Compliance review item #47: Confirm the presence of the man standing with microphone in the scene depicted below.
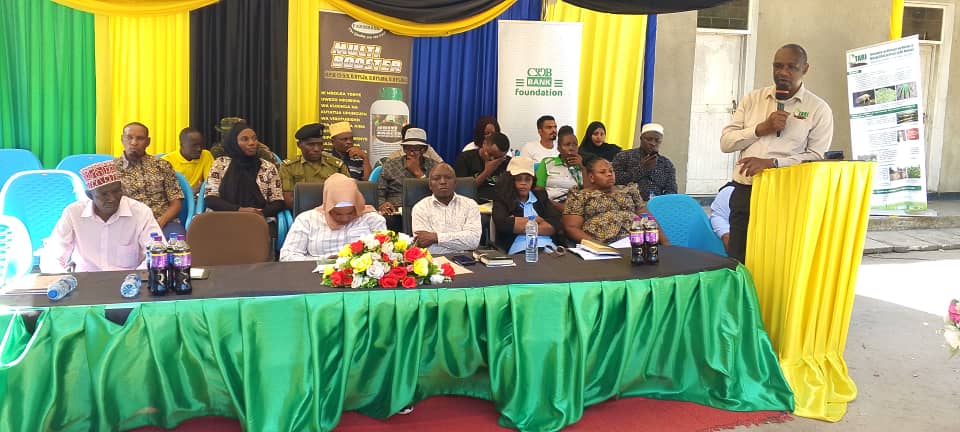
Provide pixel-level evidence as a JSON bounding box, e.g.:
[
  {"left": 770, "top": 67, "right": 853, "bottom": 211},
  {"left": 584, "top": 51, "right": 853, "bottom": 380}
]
[{"left": 720, "top": 44, "right": 834, "bottom": 263}]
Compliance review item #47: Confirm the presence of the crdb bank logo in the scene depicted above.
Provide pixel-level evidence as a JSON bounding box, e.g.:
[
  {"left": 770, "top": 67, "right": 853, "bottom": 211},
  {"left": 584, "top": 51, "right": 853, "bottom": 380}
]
[
  {"left": 350, "top": 21, "right": 385, "bottom": 39},
  {"left": 514, "top": 67, "right": 564, "bottom": 96}
]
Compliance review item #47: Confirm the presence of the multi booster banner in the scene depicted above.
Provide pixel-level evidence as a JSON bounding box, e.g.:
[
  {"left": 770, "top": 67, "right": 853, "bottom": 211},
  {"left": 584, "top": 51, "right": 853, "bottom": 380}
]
[
  {"left": 319, "top": 11, "right": 413, "bottom": 163},
  {"left": 497, "top": 21, "right": 582, "bottom": 155}
]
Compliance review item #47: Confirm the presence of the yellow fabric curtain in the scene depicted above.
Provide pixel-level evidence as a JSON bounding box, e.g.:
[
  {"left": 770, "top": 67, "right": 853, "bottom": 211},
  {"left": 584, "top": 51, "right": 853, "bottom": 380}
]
[
  {"left": 52, "top": 0, "right": 216, "bottom": 16},
  {"left": 94, "top": 13, "right": 190, "bottom": 156},
  {"left": 287, "top": 0, "right": 330, "bottom": 159},
  {"left": 324, "top": 0, "right": 516, "bottom": 37},
  {"left": 545, "top": 1, "right": 645, "bottom": 150},
  {"left": 746, "top": 162, "right": 874, "bottom": 421},
  {"left": 890, "top": 0, "right": 904, "bottom": 40}
]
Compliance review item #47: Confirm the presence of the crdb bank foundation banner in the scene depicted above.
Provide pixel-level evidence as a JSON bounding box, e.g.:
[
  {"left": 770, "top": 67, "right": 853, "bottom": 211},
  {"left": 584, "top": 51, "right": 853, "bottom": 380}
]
[
  {"left": 846, "top": 36, "right": 928, "bottom": 214},
  {"left": 319, "top": 11, "right": 412, "bottom": 163},
  {"left": 497, "top": 21, "right": 582, "bottom": 154}
]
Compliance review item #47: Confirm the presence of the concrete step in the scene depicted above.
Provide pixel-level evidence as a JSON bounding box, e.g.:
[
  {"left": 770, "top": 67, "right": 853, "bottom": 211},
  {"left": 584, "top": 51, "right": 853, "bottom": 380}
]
[{"left": 863, "top": 229, "right": 960, "bottom": 254}]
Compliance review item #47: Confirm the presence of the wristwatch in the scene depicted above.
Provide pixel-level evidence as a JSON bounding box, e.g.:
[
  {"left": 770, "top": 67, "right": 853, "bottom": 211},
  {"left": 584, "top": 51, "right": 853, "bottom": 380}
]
[{"left": 772, "top": 158, "right": 779, "bottom": 168}]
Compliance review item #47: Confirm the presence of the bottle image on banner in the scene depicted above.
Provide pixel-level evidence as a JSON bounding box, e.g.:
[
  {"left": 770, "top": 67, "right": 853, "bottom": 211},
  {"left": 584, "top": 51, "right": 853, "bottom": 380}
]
[{"left": 369, "top": 87, "right": 409, "bottom": 163}]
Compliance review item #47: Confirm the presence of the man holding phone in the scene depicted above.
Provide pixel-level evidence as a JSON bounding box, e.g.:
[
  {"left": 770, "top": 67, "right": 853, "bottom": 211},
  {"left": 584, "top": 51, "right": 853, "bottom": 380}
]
[
  {"left": 612, "top": 122, "right": 678, "bottom": 201},
  {"left": 411, "top": 163, "right": 482, "bottom": 255}
]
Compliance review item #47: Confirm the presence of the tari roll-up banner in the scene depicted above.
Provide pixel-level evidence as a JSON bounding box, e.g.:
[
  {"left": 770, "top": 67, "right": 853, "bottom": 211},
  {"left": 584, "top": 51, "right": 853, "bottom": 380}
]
[
  {"left": 497, "top": 21, "right": 582, "bottom": 154},
  {"left": 319, "top": 11, "right": 412, "bottom": 163},
  {"left": 846, "top": 36, "right": 927, "bottom": 214}
]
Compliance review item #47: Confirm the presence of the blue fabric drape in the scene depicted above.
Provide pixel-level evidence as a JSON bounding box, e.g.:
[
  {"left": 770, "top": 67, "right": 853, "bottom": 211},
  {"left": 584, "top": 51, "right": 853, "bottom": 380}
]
[
  {"left": 409, "top": 0, "right": 541, "bottom": 164},
  {"left": 641, "top": 14, "right": 657, "bottom": 125}
]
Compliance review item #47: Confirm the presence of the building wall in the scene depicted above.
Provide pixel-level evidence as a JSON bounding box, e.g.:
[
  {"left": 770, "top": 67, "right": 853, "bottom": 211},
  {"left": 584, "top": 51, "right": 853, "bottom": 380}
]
[
  {"left": 937, "top": 0, "right": 960, "bottom": 192},
  {"left": 647, "top": 11, "right": 698, "bottom": 193}
]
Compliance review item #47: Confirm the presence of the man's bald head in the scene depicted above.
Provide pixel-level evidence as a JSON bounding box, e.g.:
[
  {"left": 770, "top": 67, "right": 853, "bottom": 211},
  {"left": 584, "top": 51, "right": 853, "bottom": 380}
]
[{"left": 428, "top": 163, "right": 456, "bottom": 203}]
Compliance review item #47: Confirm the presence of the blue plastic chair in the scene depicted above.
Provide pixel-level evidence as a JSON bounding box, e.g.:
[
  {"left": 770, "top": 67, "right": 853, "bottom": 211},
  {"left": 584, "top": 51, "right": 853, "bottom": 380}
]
[
  {"left": 0, "top": 170, "right": 86, "bottom": 263},
  {"left": 368, "top": 165, "right": 383, "bottom": 183},
  {"left": 276, "top": 209, "right": 293, "bottom": 251},
  {"left": 174, "top": 172, "right": 196, "bottom": 229},
  {"left": 0, "top": 215, "right": 33, "bottom": 286},
  {"left": 0, "top": 149, "right": 43, "bottom": 191},
  {"left": 55, "top": 154, "right": 114, "bottom": 178},
  {"left": 196, "top": 179, "right": 208, "bottom": 214},
  {"left": 646, "top": 194, "right": 727, "bottom": 256}
]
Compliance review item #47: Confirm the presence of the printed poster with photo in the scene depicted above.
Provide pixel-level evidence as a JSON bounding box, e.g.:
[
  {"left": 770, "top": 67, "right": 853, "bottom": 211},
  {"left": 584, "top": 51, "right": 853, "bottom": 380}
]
[
  {"left": 318, "top": 11, "right": 412, "bottom": 163},
  {"left": 846, "top": 36, "right": 927, "bottom": 214}
]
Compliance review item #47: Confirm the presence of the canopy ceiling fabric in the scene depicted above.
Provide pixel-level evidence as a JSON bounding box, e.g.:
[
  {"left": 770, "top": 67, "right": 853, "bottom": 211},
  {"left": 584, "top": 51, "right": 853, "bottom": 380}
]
[
  {"left": 325, "top": 0, "right": 517, "bottom": 36},
  {"left": 343, "top": 0, "right": 508, "bottom": 23},
  {"left": 51, "top": 0, "right": 219, "bottom": 16},
  {"left": 561, "top": 0, "right": 731, "bottom": 14}
]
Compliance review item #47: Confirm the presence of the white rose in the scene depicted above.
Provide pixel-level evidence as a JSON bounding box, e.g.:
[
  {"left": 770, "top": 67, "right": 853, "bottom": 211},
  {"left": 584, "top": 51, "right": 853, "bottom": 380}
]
[
  {"left": 366, "top": 261, "right": 386, "bottom": 279},
  {"left": 944, "top": 326, "right": 960, "bottom": 349},
  {"left": 336, "top": 256, "right": 350, "bottom": 267},
  {"left": 352, "top": 274, "right": 367, "bottom": 289},
  {"left": 430, "top": 274, "right": 446, "bottom": 285},
  {"left": 398, "top": 233, "right": 414, "bottom": 244},
  {"left": 364, "top": 238, "right": 380, "bottom": 250},
  {"left": 381, "top": 241, "right": 394, "bottom": 254}
]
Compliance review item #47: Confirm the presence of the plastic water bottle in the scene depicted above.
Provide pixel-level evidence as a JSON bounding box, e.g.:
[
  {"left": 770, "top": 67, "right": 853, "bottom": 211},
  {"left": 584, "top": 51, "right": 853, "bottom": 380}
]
[
  {"left": 644, "top": 215, "right": 660, "bottom": 264},
  {"left": 147, "top": 234, "right": 168, "bottom": 295},
  {"left": 120, "top": 273, "right": 141, "bottom": 298},
  {"left": 172, "top": 234, "right": 192, "bottom": 294},
  {"left": 47, "top": 275, "right": 78, "bottom": 301},
  {"left": 629, "top": 216, "right": 645, "bottom": 265},
  {"left": 524, "top": 215, "right": 538, "bottom": 263}
]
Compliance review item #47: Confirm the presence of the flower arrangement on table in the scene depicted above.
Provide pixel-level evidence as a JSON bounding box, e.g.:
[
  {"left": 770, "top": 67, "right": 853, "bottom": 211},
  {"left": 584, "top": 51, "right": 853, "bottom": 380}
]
[
  {"left": 321, "top": 230, "right": 455, "bottom": 289},
  {"left": 941, "top": 299, "right": 960, "bottom": 357}
]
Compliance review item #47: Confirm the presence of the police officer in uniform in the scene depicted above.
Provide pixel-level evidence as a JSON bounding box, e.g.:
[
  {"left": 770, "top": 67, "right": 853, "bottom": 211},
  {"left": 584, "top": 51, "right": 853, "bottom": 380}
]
[{"left": 280, "top": 123, "right": 350, "bottom": 209}]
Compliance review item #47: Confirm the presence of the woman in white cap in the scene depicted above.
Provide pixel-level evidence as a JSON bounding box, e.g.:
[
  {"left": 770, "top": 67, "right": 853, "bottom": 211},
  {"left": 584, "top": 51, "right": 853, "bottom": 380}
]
[
  {"left": 280, "top": 173, "right": 386, "bottom": 261},
  {"left": 611, "top": 122, "right": 677, "bottom": 201},
  {"left": 492, "top": 156, "right": 564, "bottom": 253}
]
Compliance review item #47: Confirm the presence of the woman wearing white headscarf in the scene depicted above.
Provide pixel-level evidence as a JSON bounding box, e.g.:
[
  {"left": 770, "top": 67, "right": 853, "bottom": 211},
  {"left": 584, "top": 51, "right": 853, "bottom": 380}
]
[{"left": 279, "top": 173, "right": 386, "bottom": 261}]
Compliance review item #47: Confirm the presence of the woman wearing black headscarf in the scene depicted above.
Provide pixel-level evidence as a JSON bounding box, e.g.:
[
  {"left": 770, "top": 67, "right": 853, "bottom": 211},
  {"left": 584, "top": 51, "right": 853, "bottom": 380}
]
[
  {"left": 578, "top": 121, "right": 621, "bottom": 162},
  {"left": 204, "top": 123, "right": 284, "bottom": 217}
]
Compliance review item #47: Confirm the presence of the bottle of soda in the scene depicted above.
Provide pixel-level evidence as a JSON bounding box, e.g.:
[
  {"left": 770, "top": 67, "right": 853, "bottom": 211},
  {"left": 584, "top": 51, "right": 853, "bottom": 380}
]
[
  {"left": 524, "top": 215, "right": 538, "bottom": 263},
  {"left": 173, "top": 234, "right": 193, "bottom": 294},
  {"left": 147, "top": 234, "right": 168, "bottom": 295},
  {"left": 644, "top": 215, "right": 660, "bottom": 264},
  {"left": 166, "top": 233, "right": 178, "bottom": 294},
  {"left": 629, "top": 216, "right": 645, "bottom": 265}
]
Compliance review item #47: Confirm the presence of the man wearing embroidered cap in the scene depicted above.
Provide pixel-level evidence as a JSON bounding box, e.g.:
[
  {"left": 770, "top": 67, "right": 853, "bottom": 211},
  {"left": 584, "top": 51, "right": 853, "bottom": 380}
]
[
  {"left": 325, "top": 121, "right": 372, "bottom": 181},
  {"left": 611, "top": 122, "right": 678, "bottom": 201},
  {"left": 377, "top": 127, "right": 438, "bottom": 216},
  {"left": 280, "top": 123, "right": 350, "bottom": 209},
  {"left": 40, "top": 161, "right": 161, "bottom": 273}
]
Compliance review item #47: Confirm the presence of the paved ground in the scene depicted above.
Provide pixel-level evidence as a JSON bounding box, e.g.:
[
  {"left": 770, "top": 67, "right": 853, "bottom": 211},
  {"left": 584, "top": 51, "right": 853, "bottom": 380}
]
[{"left": 742, "top": 249, "right": 960, "bottom": 431}]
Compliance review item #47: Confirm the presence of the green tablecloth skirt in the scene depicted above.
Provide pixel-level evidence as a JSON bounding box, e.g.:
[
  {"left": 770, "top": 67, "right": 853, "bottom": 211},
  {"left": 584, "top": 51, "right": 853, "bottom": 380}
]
[{"left": 0, "top": 265, "right": 793, "bottom": 431}]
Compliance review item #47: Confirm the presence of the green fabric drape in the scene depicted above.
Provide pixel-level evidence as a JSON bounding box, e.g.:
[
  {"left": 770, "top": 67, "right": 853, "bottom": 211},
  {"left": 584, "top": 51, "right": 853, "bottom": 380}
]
[
  {"left": 0, "top": 0, "right": 96, "bottom": 168},
  {"left": 0, "top": 267, "right": 793, "bottom": 431}
]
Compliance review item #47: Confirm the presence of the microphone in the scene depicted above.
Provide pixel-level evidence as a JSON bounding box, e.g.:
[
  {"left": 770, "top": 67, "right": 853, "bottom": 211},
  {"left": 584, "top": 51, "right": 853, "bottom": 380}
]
[{"left": 775, "top": 85, "right": 790, "bottom": 137}]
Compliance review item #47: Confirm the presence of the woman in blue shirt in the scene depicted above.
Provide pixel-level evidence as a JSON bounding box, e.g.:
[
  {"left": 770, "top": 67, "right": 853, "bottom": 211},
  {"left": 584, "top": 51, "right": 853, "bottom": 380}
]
[{"left": 492, "top": 156, "right": 564, "bottom": 253}]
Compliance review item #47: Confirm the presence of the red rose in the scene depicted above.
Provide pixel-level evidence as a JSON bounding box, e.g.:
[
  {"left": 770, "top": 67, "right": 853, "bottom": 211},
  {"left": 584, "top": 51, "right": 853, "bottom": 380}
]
[
  {"left": 389, "top": 267, "right": 408, "bottom": 279},
  {"left": 330, "top": 271, "right": 344, "bottom": 286},
  {"left": 343, "top": 267, "right": 353, "bottom": 275},
  {"left": 402, "top": 276, "right": 417, "bottom": 288},
  {"left": 382, "top": 253, "right": 392, "bottom": 262},
  {"left": 375, "top": 234, "right": 390, "bottom": 244},
  {"left": 441, "top": 263, "right": 455, "bottom": 277},
  {"left": 350, "top": 240, "right": 364, "bottom": 254},
  {"left": 380, "top": 275, "right": 399, "bottom": 288},
  {"left": 404, "top": 247, "right": 425, "bottom": 262},
  {"left": 343, "top": 276, "right": 353, "bottom": 286}
]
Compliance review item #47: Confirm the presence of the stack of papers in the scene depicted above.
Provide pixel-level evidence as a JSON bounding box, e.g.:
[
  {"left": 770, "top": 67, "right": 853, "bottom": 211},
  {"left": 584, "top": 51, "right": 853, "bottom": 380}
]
[{"left": 569, "top": 240, "right": 622, "bottom": 261}]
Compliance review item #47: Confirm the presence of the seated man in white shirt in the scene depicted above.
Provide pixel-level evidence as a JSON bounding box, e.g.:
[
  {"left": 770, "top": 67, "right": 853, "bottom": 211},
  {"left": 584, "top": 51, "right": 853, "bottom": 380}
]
[
  {"left": 411, "top": 163, "right": 481, "bottom": 255},
  {"left": 709, "top": 183, "right": 735, "bottom": 252},
  {"left": 280, "top": 173, "right": 386, "bottom": 261},
  {"left": 519, "top": 115, "right": 559, "bottom": 162},
  {"left": 40, "top": 161, "right": 161, "bottom": 273}
]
